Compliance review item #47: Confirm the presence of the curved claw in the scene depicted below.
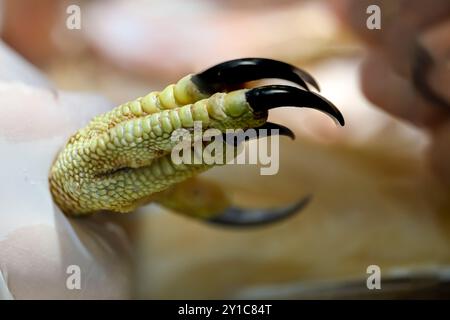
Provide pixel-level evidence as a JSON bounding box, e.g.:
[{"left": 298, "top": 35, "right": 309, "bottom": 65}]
[
  {"left": 246, "top": 85, "right": 345, "bottom": 126},
  {"left": 223, "top": 122, "right": 295, "bottom": 147},
  {"left": 207, "top": 195, "right": 311, "bottom": 227},
  {"left": 255, "top": 122, "right": 296, "bottom": 140},
  {"left": 191, "top": 57, "right": 320, "bottom": 94}
]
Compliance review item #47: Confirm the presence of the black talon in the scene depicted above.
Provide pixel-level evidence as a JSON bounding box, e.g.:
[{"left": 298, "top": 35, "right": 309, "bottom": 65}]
[
  {"left": 222, "top": 122, "right": 295, "bottom": 147},
  {"left": 245, "top": 85, "right": 345, "bottom": 126},
  {"left": 256, "top": 122, "right": 296, "bottom": 140},
  {"left": 191, "top": 58, "right": 320, "bottom": 94},
  {"left": 208, "top": 195, "right": 311, "bottom": 227},
  {"left": 412, "top": 41, "right": 450, "bottom": 110}
]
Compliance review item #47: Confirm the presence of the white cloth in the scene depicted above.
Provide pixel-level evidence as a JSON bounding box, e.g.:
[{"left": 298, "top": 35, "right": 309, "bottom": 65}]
[{"left": 0, "top": 43, "right": 132, "bottom": 299}]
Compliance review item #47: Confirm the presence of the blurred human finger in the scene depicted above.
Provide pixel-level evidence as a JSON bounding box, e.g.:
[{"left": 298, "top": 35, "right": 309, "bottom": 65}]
[
  {"left": 331, "top": 0, "right": 450, "bottom": 78},
  {"left": 415, "top": 19, "right": 450, "bottom": 109},
  {"left": 360, "top": 52, "right": 449, "bottom": 127}
]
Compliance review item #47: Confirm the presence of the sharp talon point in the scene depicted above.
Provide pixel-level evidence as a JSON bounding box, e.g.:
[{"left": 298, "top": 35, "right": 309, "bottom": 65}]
[
  {"left": 256, "top": 122, "right": 296, "bottom": 140},
  {"left": 245, "top": 85, "right": 345, "bottom": 126},
  {"left": 192, "top": 57, "right": 320, "bottom": 93},
  {"left": 221, "top": 122, "right": 295, "bottom": 147},
  {"left": 207, "top": 195, "right": 312, "bottom": 227}
]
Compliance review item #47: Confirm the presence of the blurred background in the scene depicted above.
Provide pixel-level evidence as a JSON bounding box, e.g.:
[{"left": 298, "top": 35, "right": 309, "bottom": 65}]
[{"left": 1, "top": 0, "right": 450, "bottom": 299}]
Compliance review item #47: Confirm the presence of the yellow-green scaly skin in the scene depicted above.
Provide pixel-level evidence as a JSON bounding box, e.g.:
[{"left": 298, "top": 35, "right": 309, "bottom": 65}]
[{"left": 49, "top": 75, "right": 266, "bottom": 216}]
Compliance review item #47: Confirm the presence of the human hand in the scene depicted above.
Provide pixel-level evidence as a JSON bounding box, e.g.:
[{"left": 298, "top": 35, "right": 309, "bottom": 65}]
[{"left": 331, "top": 0, "right": 450, "bottom": 184}]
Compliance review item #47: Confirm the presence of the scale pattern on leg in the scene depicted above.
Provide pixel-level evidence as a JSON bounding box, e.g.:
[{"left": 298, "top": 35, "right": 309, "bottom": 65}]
[{"left": 50, "top": 89, "right": 267, "bottom": 215}]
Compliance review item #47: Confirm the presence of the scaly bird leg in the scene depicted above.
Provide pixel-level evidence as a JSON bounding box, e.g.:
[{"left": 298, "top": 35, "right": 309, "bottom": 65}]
[{"left": 49, "top": 58, "right": 344, "bottom": 226}]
